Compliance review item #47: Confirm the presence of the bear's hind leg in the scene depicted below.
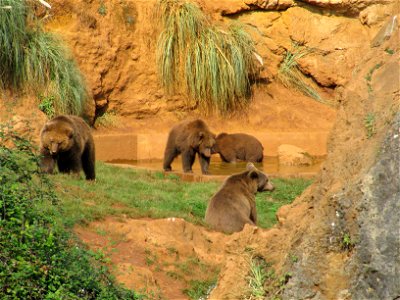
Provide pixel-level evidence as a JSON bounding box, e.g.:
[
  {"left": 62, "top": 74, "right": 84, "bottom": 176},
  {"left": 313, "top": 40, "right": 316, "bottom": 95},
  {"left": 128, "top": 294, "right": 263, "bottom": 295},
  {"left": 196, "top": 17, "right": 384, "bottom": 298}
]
[
  {"left": 82, "top": 143, "right": 96, "bottom": 180},
  {"left": 163, "top": 147, "right": 178, "bottom": 172}
]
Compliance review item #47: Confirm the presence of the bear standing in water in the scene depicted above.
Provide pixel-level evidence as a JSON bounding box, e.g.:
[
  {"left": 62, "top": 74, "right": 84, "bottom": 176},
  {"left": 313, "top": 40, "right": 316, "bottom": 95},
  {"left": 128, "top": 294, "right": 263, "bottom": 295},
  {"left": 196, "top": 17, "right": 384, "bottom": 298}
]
[
  {"left": 205, "top": 163, "right": 274, "bottom": 233},
  {"left": 212, "top": 133, "right": 264, "bottom": 163},
  {"left": 39, "top": 115, "right": 96, "bottom": 180},
  {"left": 163, "top": 119, "right": 216, "bottom": 175}
]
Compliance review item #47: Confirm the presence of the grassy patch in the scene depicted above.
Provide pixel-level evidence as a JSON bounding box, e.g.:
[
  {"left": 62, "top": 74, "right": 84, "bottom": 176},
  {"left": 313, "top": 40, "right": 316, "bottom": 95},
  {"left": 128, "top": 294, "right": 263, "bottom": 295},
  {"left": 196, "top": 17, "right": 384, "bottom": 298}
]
[
  {"left": 0, "top": 124, "right": 136, "bottom": 299},
  {"left": 98, "top": 1, "right": 107, "bottom": 16},
  {"left": 0, "top": 0, "right": 87, "bottom": 115},
  {"left": 384, "top": 48, "right": 394, "bottom": 55},
  {"left": 183, "top": 278, "right": 217, "bottom": 299},
  {"left": 94, "top": 111, "right": 120, "bottom": 128},
  {"left": 244, "top": 256, "right": 292, "bottom": 300},
  {"left": 365, "top": 63, "right": 383, "bottom": 82},
  {"left": 156, "top": 0, "right": 258, "bottom": 114},
  {"left": 246, "top": 257, "right": 270, "bottom": 299},
  {"left": 53, "top": 163, "right": 312, "bottom": 229},
  {"left": 278, "top": 43, "right": 325, "bottom": 104},
  {"left": 364, "top": 113, "right": 376, "bottom": 138},
  {"left": 255, "top": 178, "right": 313, "bottom": 228}
]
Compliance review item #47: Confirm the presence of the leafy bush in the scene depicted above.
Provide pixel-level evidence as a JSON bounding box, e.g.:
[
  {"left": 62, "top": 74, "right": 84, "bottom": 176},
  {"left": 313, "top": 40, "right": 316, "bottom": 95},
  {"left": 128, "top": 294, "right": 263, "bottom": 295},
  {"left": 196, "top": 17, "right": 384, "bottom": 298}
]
[
  {"left": 156, "top": 0, "right": 259, "bottom": 114},
  {"left": 38, "top": 94, "right": 56, "bottom": 118},
  {"left": 0, "top": 124, "right": 137, "bottom": 299},
  {"left": 0, "top": 0, "right": 87, "bottom": 116}
]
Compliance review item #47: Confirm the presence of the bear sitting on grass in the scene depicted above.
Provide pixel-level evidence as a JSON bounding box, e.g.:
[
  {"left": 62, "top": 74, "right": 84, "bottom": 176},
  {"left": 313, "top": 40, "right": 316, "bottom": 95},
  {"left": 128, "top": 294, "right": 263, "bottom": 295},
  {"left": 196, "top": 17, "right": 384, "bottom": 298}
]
[
  {"left": 205, "top": 163, "right": 274, "bottom": 233},
  {"left": 39, "top": 115, "right": 95, "bottom": 180}
]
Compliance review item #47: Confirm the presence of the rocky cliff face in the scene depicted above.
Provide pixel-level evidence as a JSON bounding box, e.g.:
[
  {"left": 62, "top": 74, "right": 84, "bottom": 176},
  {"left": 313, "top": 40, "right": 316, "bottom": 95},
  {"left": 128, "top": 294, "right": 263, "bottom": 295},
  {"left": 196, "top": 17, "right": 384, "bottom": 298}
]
[
  {"left": 44, "top": 0, "right": 391, "bottom": 123},
  {"left": 278, "top": 14, "right": 399, "bottom": 299},
  {"left": 350, "top": 112, "right": 399, "bottom": 299}
]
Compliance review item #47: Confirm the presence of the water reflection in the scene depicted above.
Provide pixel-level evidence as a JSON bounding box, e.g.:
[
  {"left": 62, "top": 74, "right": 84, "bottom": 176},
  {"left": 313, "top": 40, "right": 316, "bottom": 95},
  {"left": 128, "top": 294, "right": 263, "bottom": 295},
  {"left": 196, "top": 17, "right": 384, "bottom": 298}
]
[{"left": 107, "top": 156, "right": 324, "bottom": 177}]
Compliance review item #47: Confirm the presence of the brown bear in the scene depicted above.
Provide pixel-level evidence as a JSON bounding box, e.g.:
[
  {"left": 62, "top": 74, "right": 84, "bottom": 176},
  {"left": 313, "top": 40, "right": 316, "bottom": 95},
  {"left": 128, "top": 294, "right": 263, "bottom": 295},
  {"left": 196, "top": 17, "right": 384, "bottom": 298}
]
[
  {"left": 212, "top": 133, "right": 264, "bottom": 163},
  {"left": 39, "top": 115, "right": 96, "bottom": 180},
  {"left": 163, "top": 119, "right": 216, "bottom": 175},
  {"left": 204, "top": 163, "right": 274, "bottom": 233}
]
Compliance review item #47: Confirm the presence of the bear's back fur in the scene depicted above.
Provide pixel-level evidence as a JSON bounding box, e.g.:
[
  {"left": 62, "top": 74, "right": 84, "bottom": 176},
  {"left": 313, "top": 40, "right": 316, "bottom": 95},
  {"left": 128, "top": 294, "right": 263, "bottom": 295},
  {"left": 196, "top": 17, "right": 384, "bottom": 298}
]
[
  {"left": 215, "top": 133, "right": 264, "bottom": 162},
  {"left": 205, "top": 170, "right": 259, "bottom": 233},
  {"left": 168, "top": 119, "right": 213, "bottom": 151}
]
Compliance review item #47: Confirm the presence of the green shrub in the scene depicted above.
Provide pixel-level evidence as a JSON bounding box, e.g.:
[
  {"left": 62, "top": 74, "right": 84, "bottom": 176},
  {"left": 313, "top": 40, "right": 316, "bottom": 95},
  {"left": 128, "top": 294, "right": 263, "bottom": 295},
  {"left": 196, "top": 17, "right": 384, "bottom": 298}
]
[
  {"left": 0, "top": 0, "right": 87, "bottom": 116},
  {"left": 0, "top": 124, "right": 137, "bottom": 299},
  {"left": 156, "top": 0, "right": 258, "bottom": 114},
  {"left": 38, "top": 94, "right": 56, "bottom": 118}
]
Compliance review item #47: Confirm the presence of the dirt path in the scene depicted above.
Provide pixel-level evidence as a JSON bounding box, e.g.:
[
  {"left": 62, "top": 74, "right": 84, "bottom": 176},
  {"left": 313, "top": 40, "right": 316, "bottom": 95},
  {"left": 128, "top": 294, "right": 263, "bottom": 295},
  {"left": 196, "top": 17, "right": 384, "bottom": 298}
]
[{"left": 75, "top": 216, "right": 284, "bottom": 299}]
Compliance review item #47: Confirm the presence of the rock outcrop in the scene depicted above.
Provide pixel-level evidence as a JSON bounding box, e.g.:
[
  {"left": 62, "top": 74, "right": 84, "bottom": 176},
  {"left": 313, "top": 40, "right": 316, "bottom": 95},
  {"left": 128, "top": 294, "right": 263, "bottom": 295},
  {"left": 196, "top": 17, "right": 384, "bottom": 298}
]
[{"left": 279, "top": 13, "right": 399, "bottom": 299}]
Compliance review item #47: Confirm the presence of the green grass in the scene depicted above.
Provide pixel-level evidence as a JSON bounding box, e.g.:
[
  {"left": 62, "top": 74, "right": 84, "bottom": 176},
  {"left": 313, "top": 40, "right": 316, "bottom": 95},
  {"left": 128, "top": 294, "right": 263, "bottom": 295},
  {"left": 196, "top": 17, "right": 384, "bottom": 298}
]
[
  {"left": 94, "top": 111, "right": 120, "bottom": 128},
  {"left": 365, "top": 63, "right": 383, "bottom": 82},
  {"left": 183, "top": 278, "right": 217, "bottom": 299},
  {"left": 255, "top": 178, "right": 312, "bottom": 228},
  {"left": 0, "top": 0, "right": 26, "bottom": 88},
  {"left": 0, "top": 124, "right": 137, "bottom": 299},
  {"left": 364, "top": 112, "right": 376, "bottom": 139},
  {"left": 0, "top": 0, "right": 87, "bottom": 116},
  {"left": 247, "top": 258, "right": 270, "bottom": 299},
  {"left": 24, "top": 31, "right": 87, "bottom": 115},
  {"left": 156, "top": 0, "right": 258, "bottom": 114},
  {"left": 53, "top": 162, "right": 312, "bottom": 229}
]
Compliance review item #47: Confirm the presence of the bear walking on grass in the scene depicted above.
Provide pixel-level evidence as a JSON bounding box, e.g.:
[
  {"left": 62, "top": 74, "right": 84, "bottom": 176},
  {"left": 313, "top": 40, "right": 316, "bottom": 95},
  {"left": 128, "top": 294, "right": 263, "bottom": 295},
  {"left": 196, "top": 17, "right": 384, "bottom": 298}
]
[
  {"left": 39, "top": 115, "right": 96, "bottom": 180},
  {"left": 205, "top": 163, "right": 274, "bottom": 233},
  {"left": 163, "top": 119, "right": 216, "bottom": 175},
  {"left": 212, "top": 133, "right": 264, "bottom": 163}
]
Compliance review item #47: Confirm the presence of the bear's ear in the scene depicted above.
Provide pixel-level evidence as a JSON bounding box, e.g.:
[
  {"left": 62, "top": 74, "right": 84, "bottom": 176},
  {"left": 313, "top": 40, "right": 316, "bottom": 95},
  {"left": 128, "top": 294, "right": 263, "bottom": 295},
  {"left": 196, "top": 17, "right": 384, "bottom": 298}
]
[
  {"left": 248, "top": 169, "right": 259, "bottom": 180},
  {"left": 42, "top": 124, "right": 49, "bottom": 132},
  {"left": 196, "top": 131, "right": 204, "bottom": 144},
  {"left": 65, "top": 128, "right": 74, "bottom": 138}
]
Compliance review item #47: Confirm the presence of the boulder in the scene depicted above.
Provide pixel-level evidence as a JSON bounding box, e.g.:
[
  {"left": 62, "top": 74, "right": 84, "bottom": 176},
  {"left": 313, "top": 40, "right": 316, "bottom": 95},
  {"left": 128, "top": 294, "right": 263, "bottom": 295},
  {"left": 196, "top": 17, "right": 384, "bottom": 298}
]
[{"left": 278, "top": 144, "right": 313, "bottom": 166}]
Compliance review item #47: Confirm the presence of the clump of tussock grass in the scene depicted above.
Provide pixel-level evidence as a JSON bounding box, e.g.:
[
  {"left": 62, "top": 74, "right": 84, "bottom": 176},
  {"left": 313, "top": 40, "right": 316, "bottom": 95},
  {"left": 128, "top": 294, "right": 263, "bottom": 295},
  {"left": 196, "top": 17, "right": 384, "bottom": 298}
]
[
  {"left": 277, "top": 43, "right": 326, "bottom": 104},
  {"left": 0, "top": 0, "right": 87, "bottom": 116},
  {"left": 0, "top": 0, "right": 27, "bottom": 88},
  {"left": 156, "top": 0, "right": 259, "bottom": 114},
  {"left": 24, "top": 31, "right": 86, "bottom": 115}
]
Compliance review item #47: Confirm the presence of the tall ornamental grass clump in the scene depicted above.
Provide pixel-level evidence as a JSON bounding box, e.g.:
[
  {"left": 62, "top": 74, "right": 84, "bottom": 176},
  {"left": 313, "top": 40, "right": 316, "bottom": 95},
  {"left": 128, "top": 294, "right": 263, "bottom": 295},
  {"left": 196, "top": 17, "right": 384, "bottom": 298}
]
[
  {"left": 0, "top": 0, "right": 87, "bottom": 116},
  {"left": 156, "top": 0, "right": 259, "bottom": 114},
  {"left": 0, "top": 123, "right": 137, "bottom": 299},
  {"left": 0, "top": 0, "right": 26, "bottom": 88},
  {"left": 277, "top": 43, "right": 324, "bottom": 103}
]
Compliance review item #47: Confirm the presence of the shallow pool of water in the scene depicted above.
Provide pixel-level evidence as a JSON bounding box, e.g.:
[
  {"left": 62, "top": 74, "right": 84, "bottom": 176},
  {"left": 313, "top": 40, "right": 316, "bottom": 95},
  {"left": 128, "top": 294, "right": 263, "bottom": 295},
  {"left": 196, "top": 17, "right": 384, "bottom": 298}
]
[{"left": 107, "top": 156, "right": 325, "bottom": 177}]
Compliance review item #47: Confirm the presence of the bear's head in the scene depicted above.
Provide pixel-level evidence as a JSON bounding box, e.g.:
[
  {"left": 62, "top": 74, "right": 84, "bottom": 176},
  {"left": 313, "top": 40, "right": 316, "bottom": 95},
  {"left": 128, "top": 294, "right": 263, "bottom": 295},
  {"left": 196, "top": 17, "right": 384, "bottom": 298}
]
[
  {"left": 195, "top": 131, "right": 216, "bottom": 158},
  {"left": 246, "top": 163, "right": 274, "bottom": 192},
  {"left": 211, "top": 132, "right": 228, "bottom": 154},
  {"left": 41, "top": 122, "right": 74, "bottom": 156}
]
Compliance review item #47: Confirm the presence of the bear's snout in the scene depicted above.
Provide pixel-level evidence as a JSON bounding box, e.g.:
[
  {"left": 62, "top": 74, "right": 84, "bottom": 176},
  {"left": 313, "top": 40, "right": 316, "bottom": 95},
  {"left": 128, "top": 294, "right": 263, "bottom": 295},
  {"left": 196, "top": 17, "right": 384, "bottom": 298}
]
[
  {"left": 203, "top": 148, "right": 211, "bottom": 157},
  {"left": 50, "top": 143, "right": 59, "bottom": 155},
  {"left": 264, "top": 181, "right": 274, "bottom": 191}
]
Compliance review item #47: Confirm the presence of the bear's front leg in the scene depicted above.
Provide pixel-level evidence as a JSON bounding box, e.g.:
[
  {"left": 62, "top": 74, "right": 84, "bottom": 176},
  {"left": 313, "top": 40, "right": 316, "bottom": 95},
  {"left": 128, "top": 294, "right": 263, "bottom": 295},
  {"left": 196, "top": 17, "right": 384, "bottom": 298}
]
[
  {"left": 198, "top": 153, "right": 210, "bottom": 175},
  {"left": 181, "top": 149, "right": 195, "bottom": 173},
  {"left": 39, "top": 148, "right": 56, "bottom": 174}
]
